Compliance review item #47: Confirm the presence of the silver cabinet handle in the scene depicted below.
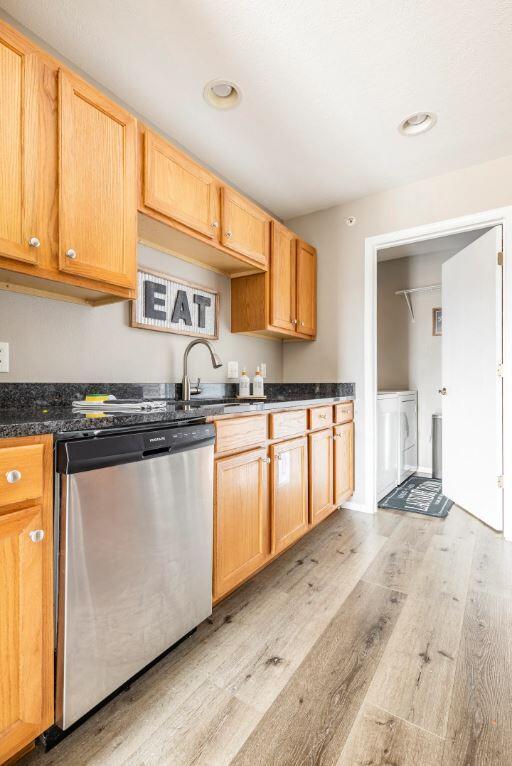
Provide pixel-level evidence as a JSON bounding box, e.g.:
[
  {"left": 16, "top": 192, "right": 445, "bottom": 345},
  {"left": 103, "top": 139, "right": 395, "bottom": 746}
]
[
  {"left": 28, "top": 236, "right": 40, "bottom": 248},
  {"left": 6, "top": 469, "right": 21, "bottom": 484},
  {"left": 226, "top": 231, "right": 232, "bottom": 238},
  {"left": 277, "top": 454, "right": 282, "bottom": 461},
  {"left": 65, "top": 249, "right": 77, "bottom": 259},
  {"left": 29, "top": 530, "right": 45, "bottom": 543},
  {"left": 211, "top": 221, "right": 219, "bottom": 228},
  {"left": 438, "top": 387, "right": 447, "bottom": 395}
]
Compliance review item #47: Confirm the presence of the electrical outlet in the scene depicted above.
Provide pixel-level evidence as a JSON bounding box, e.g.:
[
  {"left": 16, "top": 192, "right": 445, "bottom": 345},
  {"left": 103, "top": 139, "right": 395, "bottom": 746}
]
[
  {"left": 260, "top": 363, "right": 267, "bottom": 378},
  {"left": 0, "top": 342, "right": 9, "bottom": 373},
  {"left": 227, "top": 361, "right": 239, "bottom": 379}
]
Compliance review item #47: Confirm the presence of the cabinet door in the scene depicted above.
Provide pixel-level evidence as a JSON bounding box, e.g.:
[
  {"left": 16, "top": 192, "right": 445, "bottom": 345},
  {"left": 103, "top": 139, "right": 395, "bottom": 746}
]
[
  {"left": 221, "top": 187, "right": 269, "bottom": 267},
  {"left": 0, "top": 29, "right": 42, "bottom": 265},
  {"left": 334, "top": 422, "right": 354, "bottom": 506},
  {"left": 143, "top": 129, "right": 219, "bottom": 240},
  {"left": 296, "top": 240, "right": 317, "bottom": 337},
  {"left": 0, "top": 505, "right": 53, "bottom": 763},
  {"left": 214, "top": 448, "right": 269, "bottom": 600},
  {"left": 58, "top": 69, "right": 137, "bottom": 289},
  {"left": 269, "top": 221, "right": 296, "bottom": 332},
  {"left": 309, "top": 429, "right": 334, "bottom": 526},
  {"left": 271, "top": 437, "right": 308, "bottom": 555}
]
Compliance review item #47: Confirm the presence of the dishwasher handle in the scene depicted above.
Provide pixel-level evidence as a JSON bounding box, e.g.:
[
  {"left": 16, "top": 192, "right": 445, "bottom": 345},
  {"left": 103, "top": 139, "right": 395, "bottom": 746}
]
[{"left": 57, "top": 423, "right": 215, "bottom": 474}]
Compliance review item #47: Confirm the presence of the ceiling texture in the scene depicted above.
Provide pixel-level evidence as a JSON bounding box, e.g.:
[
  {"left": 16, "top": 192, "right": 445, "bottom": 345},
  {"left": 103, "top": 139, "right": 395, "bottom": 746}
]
[{"left": 3, "top": 0, "right": 512, "bottom": 219}]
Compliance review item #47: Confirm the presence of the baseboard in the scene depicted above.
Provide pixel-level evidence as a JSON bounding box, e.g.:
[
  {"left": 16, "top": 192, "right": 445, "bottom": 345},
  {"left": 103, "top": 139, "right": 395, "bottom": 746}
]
[
  {"left": 417, "top": 466, "right": 433, "bottom": 475},
  {"left": 341, "top": 500, "right": 372, "bottom": 514}
]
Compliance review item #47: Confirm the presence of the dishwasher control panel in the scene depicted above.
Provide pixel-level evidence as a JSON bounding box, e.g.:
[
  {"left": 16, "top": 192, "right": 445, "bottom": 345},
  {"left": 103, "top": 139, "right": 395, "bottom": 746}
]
[{"left": 57, "top": 422, "right": 215, "bottom": 474}]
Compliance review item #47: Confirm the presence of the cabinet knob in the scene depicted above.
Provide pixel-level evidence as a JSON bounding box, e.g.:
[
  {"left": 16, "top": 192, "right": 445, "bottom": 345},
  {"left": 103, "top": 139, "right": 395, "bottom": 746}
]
[
  {"left": 277, "top": 454, "right": 282, "bottom": 461},
  {"left": 29, "top": 529, "right": 45, "bottom": 543},
  {"left": 319, "top": 413, "right": 327, "bottom": 419},
  {"left": 28, "top": 236, "right": 41, "bottom": 248},
  {"left": 300, "top": 321, "right": 305, "bottom": 327},
  {"left": 292, "top": 319, "right": 298, "bottom": 325},
  {"left": 261, "top": 456, "right": 271, "bottom": 464},
  {"left": 211, "top": 221, "right": 219, "bottom": 228},
  {"left": 226, "top": 231, "right": 233, "bottom": 238},
  {"left": 65, "top": 248, "right": 77, "bottom": 260},
  {"left": 6, "top": 469, "right": 21, "bottom": 484},
  {"left": 438, "top": 387, "right": 447, "bottom": 396}
]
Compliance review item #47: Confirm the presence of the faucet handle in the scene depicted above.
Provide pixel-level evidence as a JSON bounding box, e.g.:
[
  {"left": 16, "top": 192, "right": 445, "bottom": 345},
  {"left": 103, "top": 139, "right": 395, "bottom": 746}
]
[{"left": 196, "top": 377, "right": 201, "bottom": 388}]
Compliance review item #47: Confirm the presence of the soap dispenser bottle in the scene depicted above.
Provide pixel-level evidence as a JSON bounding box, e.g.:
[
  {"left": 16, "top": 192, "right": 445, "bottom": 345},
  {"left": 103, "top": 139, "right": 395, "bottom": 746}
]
[
  {"left": 239, "top": 368, "right": 250, "bottom": 397},
  {"left": 253, "top": 368, "right": 264, "bottom": 397}
]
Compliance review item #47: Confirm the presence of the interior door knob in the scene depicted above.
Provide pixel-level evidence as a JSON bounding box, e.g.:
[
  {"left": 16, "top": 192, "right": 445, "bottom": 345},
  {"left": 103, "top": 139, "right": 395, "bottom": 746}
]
[{"left": 438, "top": 387, "right": 447, "bottom": 395}]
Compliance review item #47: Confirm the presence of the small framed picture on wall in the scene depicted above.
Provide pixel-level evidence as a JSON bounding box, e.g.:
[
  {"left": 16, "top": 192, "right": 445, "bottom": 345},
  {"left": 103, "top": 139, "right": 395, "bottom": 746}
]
[{"left": 432, "top": 307, "right": 442, "bottom": 336}]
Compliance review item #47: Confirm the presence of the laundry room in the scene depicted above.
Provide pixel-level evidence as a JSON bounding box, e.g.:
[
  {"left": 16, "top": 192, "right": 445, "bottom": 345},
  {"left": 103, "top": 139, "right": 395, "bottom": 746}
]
[{"left": 375, "top": 225, "right": 502, "bottom": 522}]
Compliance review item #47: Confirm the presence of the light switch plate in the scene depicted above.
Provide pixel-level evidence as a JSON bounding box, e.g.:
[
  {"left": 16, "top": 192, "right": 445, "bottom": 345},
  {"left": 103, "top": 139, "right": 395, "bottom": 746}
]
[
  {"left": 227, "top": 361, "right": 239, "bottom": 379},
  {"left": 260, "top": 363, "right": 267, "bottom": 378},
  {"left": 0, "top": 342, "right": 9, "bottom": 373}
]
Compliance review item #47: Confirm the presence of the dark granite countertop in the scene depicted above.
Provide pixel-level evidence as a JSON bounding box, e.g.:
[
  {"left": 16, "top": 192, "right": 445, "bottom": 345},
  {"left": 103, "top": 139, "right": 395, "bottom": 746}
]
[{"left": 0, "top": 395, "right": 355, "bottom": 439}]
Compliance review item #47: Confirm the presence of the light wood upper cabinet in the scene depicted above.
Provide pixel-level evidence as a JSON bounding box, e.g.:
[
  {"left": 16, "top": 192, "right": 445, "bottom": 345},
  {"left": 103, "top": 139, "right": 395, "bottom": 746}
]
[
  {"left": 296, "top": 239, "right": 317, "bottom": 337},
  {"left": 58, "top": 69, "right": 137, "bottom": 289},
  {"left": 0, "top": 435, "right": 53, "bottom": 766},
  {"left": 143, "top": 129, "right": 220, "bottom": 241},
  {"left": 221, "top": 187, "right": 270, "bottom": 267},
  {"left": 270, "top": 437, "right": 308, "bottom": 555},
  {"left": 334, "top": 422, "right": 354, "bottom": 506},
  {"left": 214, "top": 448, "right": 269, "bottom": 600},
  {"left": 231, "top": 225, "right": 317, "bottom": 340},
  {"left": 0, "top": 28, "right": 48, "bottom": 266},
  {"left": 309, "top": 428, "right": 334, "bottom": 526},
  {"left": 270, "top": 221, "right": 296, "bottom": 332}
]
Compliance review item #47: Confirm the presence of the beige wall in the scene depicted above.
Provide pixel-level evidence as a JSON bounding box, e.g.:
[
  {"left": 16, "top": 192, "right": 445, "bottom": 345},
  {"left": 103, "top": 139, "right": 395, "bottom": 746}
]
[
  {"left": 378, "top": 253, "right": 447, "bottom": 471},
  {"left": 0, "top": 243, "right": 283, "bottom": 383},
  {"left": 285, "top": 152, "right": 512, "bottom": 505}
]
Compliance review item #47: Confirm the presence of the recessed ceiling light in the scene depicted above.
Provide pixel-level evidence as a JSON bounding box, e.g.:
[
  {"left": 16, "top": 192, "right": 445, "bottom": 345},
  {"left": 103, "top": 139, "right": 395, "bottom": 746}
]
[
  {"left": 399, "top": 112, "right": 437, "bottom": 136},
  {"left": 203, "top": 79, "right": 241, "bottom": 110}
]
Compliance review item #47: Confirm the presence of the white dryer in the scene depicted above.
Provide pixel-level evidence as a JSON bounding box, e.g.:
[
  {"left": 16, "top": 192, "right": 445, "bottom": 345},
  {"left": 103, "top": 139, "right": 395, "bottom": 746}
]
[{"left": 377, "top": 390, "right": 418, "bottom": 499}]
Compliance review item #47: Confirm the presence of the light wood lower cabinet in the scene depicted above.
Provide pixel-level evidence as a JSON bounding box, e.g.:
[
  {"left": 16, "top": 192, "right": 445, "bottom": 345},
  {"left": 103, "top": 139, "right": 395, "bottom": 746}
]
[
  {"left": 309, "top": 428, "right": 335, "bottom": 526},
  {"left": 212, "top": 405, "right": 354, "bottom": 602},
  {"left": 334, "top": 422, "right": 355, "bottom": 505},
  {"left": 0, "top": 435, "right": 53, "bottom": 765},
  {"left": 213, "top": 448, "right": 269, "bottom": 601},
  {"left": 270, "top": 437, "right": 308, "bottom": 555}
]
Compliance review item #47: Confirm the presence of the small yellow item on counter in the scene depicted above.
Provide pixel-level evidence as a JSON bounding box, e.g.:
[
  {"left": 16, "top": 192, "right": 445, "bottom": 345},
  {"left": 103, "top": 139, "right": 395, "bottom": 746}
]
[{"left": 85, "top": 394, "right": 111, "bottom": 402}]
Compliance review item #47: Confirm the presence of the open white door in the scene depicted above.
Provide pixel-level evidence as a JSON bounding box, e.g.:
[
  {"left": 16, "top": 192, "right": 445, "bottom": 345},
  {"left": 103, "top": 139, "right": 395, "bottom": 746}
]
[{"left": 442, "top": 226, "right": 503, "bottom": 529}]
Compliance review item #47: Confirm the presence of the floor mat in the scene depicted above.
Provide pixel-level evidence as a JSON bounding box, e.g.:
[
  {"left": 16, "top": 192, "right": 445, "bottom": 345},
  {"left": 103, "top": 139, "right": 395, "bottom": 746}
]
[{"left": 378, "top": 475, "right": 453, "bottom": 518}]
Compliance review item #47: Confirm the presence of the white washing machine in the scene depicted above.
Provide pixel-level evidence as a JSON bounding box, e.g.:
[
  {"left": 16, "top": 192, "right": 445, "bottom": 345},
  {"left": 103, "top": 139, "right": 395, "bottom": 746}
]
[{"left": 377, "top": 391, "right": 418, "bottom": 499}]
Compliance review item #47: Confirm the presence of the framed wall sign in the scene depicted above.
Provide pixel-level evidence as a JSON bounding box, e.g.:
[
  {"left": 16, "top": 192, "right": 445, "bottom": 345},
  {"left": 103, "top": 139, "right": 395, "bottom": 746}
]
[
  {"left": 131, "top": 267, "right": 219, "bottom": 339},
  {"left": 432, "top": 307, "right": 442, "bottom": 336}
]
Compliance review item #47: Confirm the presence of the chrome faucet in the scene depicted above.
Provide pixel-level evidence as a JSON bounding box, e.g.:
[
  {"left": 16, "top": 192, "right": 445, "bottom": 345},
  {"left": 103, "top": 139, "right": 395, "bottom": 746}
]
[{"left": 181, "top": 339, "right": 223, "bottom": 400}]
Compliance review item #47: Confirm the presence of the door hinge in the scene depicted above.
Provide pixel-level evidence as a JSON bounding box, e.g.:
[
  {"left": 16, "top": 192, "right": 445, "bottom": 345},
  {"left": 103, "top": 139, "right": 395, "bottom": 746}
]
[
  {"left": 498, "top": 363, "right": 504, "bottom": 378},
  {"left": 498, "top": 475, "right": 504, "bottom": 489},
  {"left": 498, "top": 251, "right": 503, "bottom": 266}
]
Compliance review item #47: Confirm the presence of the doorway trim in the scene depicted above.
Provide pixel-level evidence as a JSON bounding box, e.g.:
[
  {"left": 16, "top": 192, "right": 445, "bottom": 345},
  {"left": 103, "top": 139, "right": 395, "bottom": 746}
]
[{"left": 364, "top": 206, "right": 512, "bottom": 539}]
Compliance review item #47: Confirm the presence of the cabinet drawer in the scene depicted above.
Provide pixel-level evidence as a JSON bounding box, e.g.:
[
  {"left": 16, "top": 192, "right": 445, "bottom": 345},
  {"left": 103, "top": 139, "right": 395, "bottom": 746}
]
[
  {"left": 215, "top": 415, "right": 267, "bottom": 453},
  {"left": 269, "top": 409, "right": 307, "bottom": 440},
  {"left": 0, "top": 444, "right": 44, "bottom": 508},
  {"left": 334, "top": 401, "right": 354, "bottom": 424},
  {"left": 309, "top": 405, "right": 333, "bottom": 430}
]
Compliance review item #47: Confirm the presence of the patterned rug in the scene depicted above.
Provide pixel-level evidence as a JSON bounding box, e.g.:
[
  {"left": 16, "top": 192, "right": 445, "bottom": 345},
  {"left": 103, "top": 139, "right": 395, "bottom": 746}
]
[{"left": 378, "top": 475, "right": 453, "bottom": 518}]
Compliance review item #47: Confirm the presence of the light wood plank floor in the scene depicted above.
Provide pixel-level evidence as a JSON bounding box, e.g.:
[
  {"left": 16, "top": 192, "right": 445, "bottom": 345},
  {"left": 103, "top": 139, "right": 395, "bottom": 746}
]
[{"left": 23, "top": 506, "right": 512, "bottom": 766}]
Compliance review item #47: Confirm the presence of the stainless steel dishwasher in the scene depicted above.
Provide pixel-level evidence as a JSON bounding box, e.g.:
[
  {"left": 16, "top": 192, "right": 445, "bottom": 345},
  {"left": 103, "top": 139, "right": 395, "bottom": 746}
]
[{"left": 55, "top": 420, "right": 214, "bottom": 730}]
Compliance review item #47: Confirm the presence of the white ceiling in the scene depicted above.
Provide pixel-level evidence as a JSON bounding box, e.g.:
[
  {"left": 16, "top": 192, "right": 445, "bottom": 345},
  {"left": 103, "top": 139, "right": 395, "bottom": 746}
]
[
  {"left": 378, "top": 228, "right": 491, "bottom": 262},
  {"left": 3, "top": 0, "right": 512, "bottom": 219}
]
